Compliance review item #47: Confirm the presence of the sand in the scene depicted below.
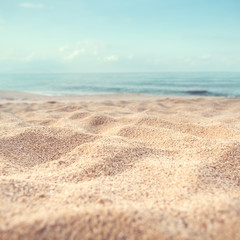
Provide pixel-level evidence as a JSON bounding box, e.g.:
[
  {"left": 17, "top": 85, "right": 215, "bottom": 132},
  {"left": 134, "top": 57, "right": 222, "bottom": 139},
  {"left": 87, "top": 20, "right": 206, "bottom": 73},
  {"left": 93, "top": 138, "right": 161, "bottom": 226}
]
[{"left": 0, "top": 91, "right": 240, "bottom": 240}]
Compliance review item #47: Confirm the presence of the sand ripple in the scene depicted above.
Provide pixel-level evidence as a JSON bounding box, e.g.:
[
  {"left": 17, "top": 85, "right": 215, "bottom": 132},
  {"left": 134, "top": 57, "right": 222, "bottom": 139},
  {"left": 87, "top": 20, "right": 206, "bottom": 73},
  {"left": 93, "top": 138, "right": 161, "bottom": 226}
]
[{"left": 1, "top": 95, "right": 240, "bottom": 239}]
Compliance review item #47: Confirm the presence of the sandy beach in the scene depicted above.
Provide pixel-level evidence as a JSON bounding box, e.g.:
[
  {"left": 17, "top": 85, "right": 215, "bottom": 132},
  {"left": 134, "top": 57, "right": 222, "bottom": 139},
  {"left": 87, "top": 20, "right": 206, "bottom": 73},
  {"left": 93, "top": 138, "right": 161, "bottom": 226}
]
[{"left": 0, "top": 91, "right": 240, "bottom": 240}]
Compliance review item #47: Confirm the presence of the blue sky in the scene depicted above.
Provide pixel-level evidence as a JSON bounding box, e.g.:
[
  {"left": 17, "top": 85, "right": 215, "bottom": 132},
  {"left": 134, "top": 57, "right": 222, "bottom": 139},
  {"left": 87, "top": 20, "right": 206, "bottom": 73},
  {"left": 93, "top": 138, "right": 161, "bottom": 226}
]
[{"left": 0, "top": 0, "right": 240, "bottom": 73}]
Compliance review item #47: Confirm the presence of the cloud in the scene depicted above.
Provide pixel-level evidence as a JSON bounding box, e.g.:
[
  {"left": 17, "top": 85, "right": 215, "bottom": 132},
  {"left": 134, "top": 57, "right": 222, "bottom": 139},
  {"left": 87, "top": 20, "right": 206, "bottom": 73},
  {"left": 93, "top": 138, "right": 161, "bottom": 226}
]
[
  {"left": 106, "top": 55, "right": 118, "bottom": 61},
  {"left": 201, "top": 54, "right": 212, "bottom": 60},
  {"left": 60, "top": 40, "right": 106, "bottom": 61},
  {"left": 184, "top": 58, "right": 193, "bottom": 63},
  {"left": 23, "top": 52, "right": 35, "bottom": 62},
  {"left": 0, "top": 52, "right": 36, "bottom": 62},
  {"left": 79, "top": 48, "right": 86, "bottom": 54},
  {"left": 183, "top": 54, "right": 213, "bottom": 65},
  {"left": 59, "top": 46, "right": 69, "bottom": 52},
  {"left": 77, "top": 40, "right": 103, "bottom": 55},
  {"left": 20, "top": 3, "right": 43, "bottom": 8},
  {"left": 127, "top": 55, "right": 134, "bottom": 59},
  {"left": 66, "top": 50, "right": 80, "bottom": 60},
  {"left": 93, "top": 50, "right": 98, "bottom": 55}
]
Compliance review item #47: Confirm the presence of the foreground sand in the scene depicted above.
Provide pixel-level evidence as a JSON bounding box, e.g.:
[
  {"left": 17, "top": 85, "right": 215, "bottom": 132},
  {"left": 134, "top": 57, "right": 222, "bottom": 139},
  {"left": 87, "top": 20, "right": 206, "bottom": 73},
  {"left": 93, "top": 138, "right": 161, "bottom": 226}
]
[{"left": 0, "top": 91, "right": 240, "bottom": 240}]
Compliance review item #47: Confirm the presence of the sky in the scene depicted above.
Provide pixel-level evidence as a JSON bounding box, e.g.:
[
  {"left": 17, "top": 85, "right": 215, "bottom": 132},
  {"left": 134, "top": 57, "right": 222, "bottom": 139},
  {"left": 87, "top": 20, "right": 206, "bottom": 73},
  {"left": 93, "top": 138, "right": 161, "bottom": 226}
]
[{"left": 0, "top": 0, "right": 240, "bottom": 73}]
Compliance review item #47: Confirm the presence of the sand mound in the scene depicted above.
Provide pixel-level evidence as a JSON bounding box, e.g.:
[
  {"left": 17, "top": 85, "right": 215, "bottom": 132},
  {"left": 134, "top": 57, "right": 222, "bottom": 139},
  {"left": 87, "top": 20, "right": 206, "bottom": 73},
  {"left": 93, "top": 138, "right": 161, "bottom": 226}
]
[
  {"left": 1, "top": 93, "right": 240, "bottom": 239},
  {"left": 0, "top": 128, "right": 95, "bottom": 167}
]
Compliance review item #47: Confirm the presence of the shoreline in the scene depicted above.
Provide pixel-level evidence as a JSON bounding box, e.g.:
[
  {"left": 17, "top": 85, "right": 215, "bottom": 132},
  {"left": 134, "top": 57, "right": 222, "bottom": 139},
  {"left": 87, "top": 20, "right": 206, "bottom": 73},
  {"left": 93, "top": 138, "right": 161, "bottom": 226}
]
[{"left": 0, "top": 89, "right": 236, "bottom": 102}]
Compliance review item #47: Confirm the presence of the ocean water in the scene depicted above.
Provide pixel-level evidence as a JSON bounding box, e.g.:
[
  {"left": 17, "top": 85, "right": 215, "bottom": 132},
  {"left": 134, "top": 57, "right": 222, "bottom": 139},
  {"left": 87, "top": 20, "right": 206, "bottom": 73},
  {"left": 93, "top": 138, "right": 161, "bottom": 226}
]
[{"left": 0, "top": 72, "right": 239, "bottom": 97}]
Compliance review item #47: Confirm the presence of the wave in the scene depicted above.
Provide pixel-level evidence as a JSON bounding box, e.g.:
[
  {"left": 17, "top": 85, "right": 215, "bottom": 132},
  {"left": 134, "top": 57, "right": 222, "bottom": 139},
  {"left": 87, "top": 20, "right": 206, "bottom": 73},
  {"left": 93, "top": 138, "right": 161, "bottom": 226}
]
[{"left": 1, "top": 73, "right": 240, "bottom": 97}]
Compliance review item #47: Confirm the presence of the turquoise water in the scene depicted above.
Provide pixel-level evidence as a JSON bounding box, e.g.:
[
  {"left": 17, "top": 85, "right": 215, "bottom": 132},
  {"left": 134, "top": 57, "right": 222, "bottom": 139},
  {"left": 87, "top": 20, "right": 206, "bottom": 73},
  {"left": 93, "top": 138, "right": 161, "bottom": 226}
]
[{"left": 0, "top": 72, "right": 240, "bottom": 97}]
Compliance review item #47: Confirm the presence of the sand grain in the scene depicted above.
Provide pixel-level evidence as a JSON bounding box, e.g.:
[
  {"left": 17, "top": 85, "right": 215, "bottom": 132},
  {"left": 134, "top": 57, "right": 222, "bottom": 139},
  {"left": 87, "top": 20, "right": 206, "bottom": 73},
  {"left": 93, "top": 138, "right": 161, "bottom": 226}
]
[{"left": 0, "top": 93, "right": 240, "bottom": 240}]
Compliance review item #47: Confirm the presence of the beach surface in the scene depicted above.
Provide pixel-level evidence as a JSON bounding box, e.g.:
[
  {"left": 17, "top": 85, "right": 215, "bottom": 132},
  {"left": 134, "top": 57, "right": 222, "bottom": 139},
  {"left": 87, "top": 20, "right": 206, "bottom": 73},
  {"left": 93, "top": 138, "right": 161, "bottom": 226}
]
[{"left": 1, "top": 91, "right": 240, "bottom": 240}]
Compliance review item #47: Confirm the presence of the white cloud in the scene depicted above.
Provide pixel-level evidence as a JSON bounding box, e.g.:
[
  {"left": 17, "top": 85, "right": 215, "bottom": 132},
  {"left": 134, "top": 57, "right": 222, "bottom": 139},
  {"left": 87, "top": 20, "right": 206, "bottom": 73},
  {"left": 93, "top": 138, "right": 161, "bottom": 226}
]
[
  {"left": 77, "top": 40, "right": 93, "bottom": 47},
  {"left": 201, "top": 54, "right": 212, "bottom": 60},
  {"left": 20, "top": 3, "right": 43, "bottom": 8},
  {"left": 127, "top": 55, "right": 133, "bottom": 59},
  {"left": 66, "top": 50, "right": 80, "bottom": 60},
  {"left": 23, "top": 52, "right": 35, "bottom": 62},
  {"left": 106, "top": 55, "right": 118, "bottom": 61},
  {"left": 59, "top": 46, "right": 69, "bottom": 52},
  {"left": 77, "top": 40, "right": 103, "bottom": 55},
  {"left": 184, "top": 58, "right": 193, "bottom": 63},
  {"left": 0, "top": 52, "right": 35, "bottom": 62},
  {"left": 93, "top": 50, "right": 98, "bottom": 55},
  {"left": 60, "top": 40, "right": 107, "bottom": 61},
  {"left": 183, "top": 55, "right": 213, "bottom": 65},
  {"left": 79, "top": 48, "right": 86, "bottom": 54},
  {"left": 147, "top": 58, "right": 161, "bottom": 65}
]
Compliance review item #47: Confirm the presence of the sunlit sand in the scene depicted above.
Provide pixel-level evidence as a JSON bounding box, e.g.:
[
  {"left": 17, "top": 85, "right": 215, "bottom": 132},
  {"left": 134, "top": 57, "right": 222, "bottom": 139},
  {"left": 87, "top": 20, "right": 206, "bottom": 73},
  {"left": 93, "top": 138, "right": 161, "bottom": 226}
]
[{"left": 1, "top": 91, "right": 240, "bottom": 239}]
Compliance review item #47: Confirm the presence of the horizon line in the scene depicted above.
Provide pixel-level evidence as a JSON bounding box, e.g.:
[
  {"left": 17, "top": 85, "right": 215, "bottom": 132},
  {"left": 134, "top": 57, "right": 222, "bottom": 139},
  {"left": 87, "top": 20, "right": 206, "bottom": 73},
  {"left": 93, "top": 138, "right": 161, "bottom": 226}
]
[{"left": 0, "top": 71, "right": 240, "bottom": 75}]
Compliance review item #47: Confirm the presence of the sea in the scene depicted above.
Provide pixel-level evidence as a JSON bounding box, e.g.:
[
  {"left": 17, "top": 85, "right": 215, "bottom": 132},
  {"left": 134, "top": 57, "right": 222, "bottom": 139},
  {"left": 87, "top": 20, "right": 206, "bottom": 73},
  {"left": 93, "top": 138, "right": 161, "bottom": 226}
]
[{"left": 0, "top": 72, "right": 239, "bottom": 97}]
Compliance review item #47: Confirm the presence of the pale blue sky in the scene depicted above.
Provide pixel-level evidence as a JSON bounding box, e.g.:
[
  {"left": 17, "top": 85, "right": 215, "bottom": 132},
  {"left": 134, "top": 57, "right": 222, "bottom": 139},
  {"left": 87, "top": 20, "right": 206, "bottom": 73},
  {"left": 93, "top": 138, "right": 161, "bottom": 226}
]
[{"left": 0, "top": 0, "right": 240, "bottom": 73}]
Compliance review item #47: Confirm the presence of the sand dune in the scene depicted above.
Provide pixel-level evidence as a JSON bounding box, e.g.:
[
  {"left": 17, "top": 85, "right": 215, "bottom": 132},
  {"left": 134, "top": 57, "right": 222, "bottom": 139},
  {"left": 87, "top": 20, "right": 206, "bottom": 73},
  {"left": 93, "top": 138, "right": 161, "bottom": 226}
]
[{"left": 0, "top": 92, "right": 240, "bottom": 239}]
